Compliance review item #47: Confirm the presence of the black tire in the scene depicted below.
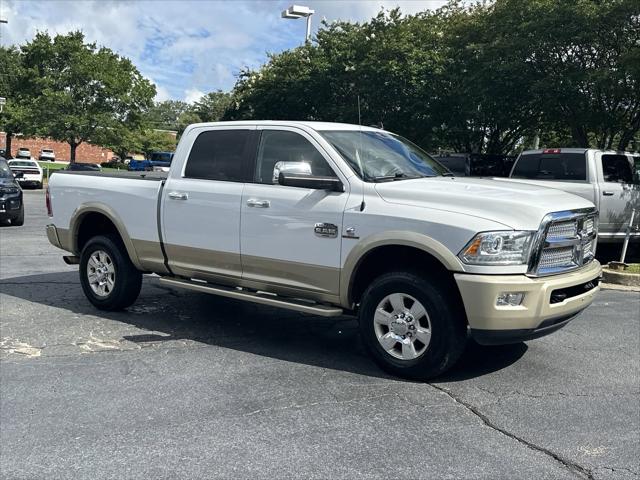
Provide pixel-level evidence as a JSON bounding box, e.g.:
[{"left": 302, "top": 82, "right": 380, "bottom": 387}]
[
  {"left": 359, "top": 271, "right": 467, "bottom": 380},
  {"left": 11, "top": 208, "right": 24, "bottom": 226},
  {"left": 79, "top": 234, "right": 142, "bottom": 311},
  {"left": 37, "top": 181, "right": 43, "bottom": 189}
]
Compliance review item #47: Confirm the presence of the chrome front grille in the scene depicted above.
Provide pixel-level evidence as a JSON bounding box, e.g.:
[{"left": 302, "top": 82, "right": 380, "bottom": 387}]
[{"left": 528, "top": 209, "right": 598, "bottom": 276}]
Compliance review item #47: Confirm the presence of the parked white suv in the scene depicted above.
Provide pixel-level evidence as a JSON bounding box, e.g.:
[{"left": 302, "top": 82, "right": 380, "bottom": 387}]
[
  {"left": 8, "top": 159, "right": 44, "bottom": 189},
  {"left": 45, "top": 121, "right": 602, "bottom": 379},
  {"left": 39, "top": 148, "right": 56, "bottom": 161},
  {"left": 16, "top": 148, "right": 32, "bottom": 159}
]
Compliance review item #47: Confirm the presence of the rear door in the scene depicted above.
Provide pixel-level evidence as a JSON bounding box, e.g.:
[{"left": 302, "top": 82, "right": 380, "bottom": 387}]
[
  {"left": 240, "top": 127, "right": 349, "bottom": 297},
  {"left": 162, "top": 125, "right": 256, "bottom": 283},
  {"left": 597, "top": 152, "right": 639, "bottom": 237}
]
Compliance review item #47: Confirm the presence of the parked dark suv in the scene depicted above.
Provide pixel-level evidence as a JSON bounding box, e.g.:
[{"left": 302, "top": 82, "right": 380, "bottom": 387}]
[{"left": 0, "top": 157, "right": 24, "bottom": 226}]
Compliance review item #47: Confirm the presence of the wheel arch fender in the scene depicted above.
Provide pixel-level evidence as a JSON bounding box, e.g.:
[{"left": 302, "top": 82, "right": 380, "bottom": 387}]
[
  {"left": 69, "top": 203, "right": 143, "bottom": 270},
  {"left": 340, "top": 231, "right": 464, "bottom": 308}
]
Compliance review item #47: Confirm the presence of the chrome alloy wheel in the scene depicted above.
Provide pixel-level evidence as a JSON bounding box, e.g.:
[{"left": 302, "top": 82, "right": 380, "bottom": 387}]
[
  {"left": 373, "top": 293, "right": 432, "bottom": 360},
  {"left": 87, "top": 250, "right": 116, "bottom": 297}
]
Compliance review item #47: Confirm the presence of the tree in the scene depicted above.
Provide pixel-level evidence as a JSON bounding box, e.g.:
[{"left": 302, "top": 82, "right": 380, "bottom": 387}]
[
  {"left": 138, "top": 129, "right": 176, "bottom": 158},
  {"left": 0, "top": 46, "right": 33, "bottom": 157},
  {"left": 225, "top": 0, "right": 640, "bottom": 154},
  {"left": 144, "top": 100, "right": 189, "bottom": 131},
  {"left": 456, "top": 0, "right": 640, "bottom": 151},
  {"left": 20, "top": 31, "right": 156, "bottom": 162},
  {"left": 191, "top": 90, "right": 232, "bottom": 122}
]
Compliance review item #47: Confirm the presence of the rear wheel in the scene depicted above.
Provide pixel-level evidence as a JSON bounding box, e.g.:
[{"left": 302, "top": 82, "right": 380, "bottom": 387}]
[
  {"left": 79, "top": 234, "right": 142, "bottom": 310},
  {"left": 359, "top": 271, "right": 467, "bottom": 380}
]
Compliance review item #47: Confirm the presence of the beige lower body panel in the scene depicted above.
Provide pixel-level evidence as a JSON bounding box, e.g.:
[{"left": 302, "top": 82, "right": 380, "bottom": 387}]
[
  {"left": 455, "top": 261, "right": 602, "bottom": 331},
  {"left": 132, "top": 239, "right": 169, "bottom": 274},
  {"left": 162, "top": 244, "right": 341, "bottom": 305}
]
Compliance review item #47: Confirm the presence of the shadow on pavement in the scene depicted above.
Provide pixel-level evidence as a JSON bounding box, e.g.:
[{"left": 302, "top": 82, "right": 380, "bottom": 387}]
[{"left": 1, "top": 270, "right": 527, "bottom": 381}]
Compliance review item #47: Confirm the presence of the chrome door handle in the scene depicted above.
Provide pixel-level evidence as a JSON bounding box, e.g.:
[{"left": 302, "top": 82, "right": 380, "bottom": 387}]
[
  {"left": 246, "top": 199, "right": 270, "bottom": 208},
  {"left": 603, "top": 191, "right": 614, "bottom": 196},
  {"left": 168, "top": 191, "right": 188, "bottom": 200}
]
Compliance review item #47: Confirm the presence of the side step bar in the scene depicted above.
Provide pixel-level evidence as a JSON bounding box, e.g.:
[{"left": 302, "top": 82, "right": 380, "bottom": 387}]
[{"left": 158, "top": 277, "right": 344, "bottom": 317}]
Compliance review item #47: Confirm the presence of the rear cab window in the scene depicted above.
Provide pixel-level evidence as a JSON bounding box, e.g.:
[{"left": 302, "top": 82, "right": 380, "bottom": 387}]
[
  {"left": 512, "top": 151, "right": 587, "bottom": 181},
  {"left": 184, "top": 129, "right": 253, "bottom": 182}
]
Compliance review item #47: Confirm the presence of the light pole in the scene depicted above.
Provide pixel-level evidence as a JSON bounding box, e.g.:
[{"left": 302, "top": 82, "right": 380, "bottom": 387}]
[{"left": 281, "top": 5, "right": 315, "bottom": 43}]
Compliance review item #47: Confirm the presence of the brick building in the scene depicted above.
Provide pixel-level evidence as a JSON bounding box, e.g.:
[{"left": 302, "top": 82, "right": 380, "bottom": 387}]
[{"left": 0, "top": 132, "right": 114, "bottom": 163}]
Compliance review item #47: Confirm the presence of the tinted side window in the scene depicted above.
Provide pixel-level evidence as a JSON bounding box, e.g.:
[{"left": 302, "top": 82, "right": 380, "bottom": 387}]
[
  {"left": 512, "top": 153, "right": 587, "bottom": 181},
  {"left": 601, "top": 154, "right": 634, "bottom": 184},
  {"left": 254, "top": 130, "right": 336, "bottom": 184},
  {"left": 185, "top": 130, "right": 251, "bottom": 181}
]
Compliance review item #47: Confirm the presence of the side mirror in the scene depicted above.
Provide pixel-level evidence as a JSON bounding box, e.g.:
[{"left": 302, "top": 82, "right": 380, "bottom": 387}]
[
  {"left": 14, "top": 171, "right": 24, "bottom": 179},
  {"left": 278, "top": 172, "right": 344, "bottom": 192},
  {"left": 272, "top": 161, "right": 311, "bottom": 183}
]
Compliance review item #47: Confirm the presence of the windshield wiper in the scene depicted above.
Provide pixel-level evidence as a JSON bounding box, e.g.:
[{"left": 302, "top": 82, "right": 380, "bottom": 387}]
[
  {"left": 442, "top": 172, "right": 455, "bottom": 177},
  {"left": 372, "top": 173, "right": 424, "bottom": 182}
]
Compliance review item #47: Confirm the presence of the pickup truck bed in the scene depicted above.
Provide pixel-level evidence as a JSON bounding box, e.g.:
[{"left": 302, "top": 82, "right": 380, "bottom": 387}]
[{"left": 48, "top": 170, "right": 169, "bottom": 274}]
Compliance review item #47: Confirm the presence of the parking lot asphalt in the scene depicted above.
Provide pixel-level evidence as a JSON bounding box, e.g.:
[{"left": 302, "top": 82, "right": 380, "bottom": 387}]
[{"left": 1, "top": 190, "right": 639, "bottom": 480}]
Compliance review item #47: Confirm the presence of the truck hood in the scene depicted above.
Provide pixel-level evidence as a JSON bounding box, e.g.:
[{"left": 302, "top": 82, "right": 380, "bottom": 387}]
[{"left": 374, "top": 176, "right": 595, "bottom": 230}]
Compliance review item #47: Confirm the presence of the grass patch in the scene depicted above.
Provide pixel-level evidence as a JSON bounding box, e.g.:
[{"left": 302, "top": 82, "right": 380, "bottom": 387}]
[
  {"left": 38, "top": 162, "right": 67, "bottom": 171},
  {"left": 625, "top": 264, "right": 640, "bottom": 274}
]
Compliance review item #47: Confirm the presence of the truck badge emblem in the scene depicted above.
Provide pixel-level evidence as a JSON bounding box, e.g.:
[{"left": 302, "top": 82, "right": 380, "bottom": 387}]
[{"left": 314, "top": 223, "right": 338, "bottom": 238}]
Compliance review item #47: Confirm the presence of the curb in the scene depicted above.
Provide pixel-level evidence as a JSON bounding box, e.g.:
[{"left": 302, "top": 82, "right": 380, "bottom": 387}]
[{"left": 602, "top": 268, "right": 640, "bottom": 288}]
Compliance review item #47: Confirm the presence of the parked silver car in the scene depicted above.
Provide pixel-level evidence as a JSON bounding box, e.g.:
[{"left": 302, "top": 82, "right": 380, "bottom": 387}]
[{"left": 39, "top": 148, "right": 55, "bottom": 161}]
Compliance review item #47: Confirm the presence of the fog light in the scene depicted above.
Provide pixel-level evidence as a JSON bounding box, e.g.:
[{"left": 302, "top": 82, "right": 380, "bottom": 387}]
[
  {"left": 496, "top": 292, "right": 525, "bottom": 306},
  {"left": 9, "top": 199, "right": 21, "bottom": 209}
]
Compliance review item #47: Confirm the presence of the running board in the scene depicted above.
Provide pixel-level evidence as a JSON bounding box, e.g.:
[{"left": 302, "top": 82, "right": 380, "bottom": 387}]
[{"left": 158, "top": 277, "right": 343, "bottom": 317}]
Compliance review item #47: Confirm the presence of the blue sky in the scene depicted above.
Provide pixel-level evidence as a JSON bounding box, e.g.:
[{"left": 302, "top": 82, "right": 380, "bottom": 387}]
[{"left": 1, "top": 0, "right": 447, "bottom": 103}]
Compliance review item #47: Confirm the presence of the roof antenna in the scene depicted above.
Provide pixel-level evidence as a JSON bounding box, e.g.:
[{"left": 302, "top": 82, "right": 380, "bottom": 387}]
[{"left": 357, "top": 95, "right": 362, "bottom": 125}]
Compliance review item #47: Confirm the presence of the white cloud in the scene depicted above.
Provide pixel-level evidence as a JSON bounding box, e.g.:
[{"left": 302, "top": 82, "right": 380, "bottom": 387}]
[
  {"left": 184, "top": 88, "right": 205, "bottom": 104},
  {"left": 154, "top": 84, "right": 172, "bottom": 102},
  {"left": 1, "top": 0, "right": 449, "bottom": 101}
]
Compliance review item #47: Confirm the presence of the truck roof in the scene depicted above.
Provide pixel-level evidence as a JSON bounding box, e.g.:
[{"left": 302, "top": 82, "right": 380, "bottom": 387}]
[
  {"left": 520, "top": 148, "right": 638, "bottom": 156},
  {"left": 185, "top": 120, "right": 386, "bottom": 133}
]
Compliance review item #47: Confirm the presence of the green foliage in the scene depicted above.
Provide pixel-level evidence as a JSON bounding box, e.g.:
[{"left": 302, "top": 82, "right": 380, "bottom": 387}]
[
  {"left": 225, "top": 0, "right": 640, "bottom": 154},
  {"left": 19, "top": 31, "right": 156, "bottom": 162},
  {"left": 103, "top": 127, "right": 176, "bottom": 160},
  {"left": 191, "top": 90, "right": 232, "bottom": 122},
  {"left": 0, "top": 46, "right": 32, "bottom": 155},
  {"left": 144, "top": 100, "right": 189, "bottom": 131}
]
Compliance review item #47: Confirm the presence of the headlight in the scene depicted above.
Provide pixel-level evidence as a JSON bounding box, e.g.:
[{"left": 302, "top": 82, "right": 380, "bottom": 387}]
[{"left": 459, "top": 231, "right": 534, "bottom": 265}]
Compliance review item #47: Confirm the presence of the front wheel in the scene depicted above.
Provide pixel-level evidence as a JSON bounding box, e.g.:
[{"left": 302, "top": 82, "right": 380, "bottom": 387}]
[
  {"left": 11, "top": 208, "right": 24, "bottom": 226},
  {"left": 359, "top": 271, "right": 467, "bottom": 380},
  {"left": 79, "top": 234, "right": 142, "bottom": 310}
]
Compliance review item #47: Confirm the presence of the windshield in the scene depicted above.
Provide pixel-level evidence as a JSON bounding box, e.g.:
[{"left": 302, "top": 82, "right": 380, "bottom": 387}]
[
  {"left": 0, "top": 160, "right": 14, "bottom": 179},
  {"left": 150, "top": 152, "right": 173, "bottom": 163},
  {"left": 320, "top": 130, "right": 449, "bottom": 181}
]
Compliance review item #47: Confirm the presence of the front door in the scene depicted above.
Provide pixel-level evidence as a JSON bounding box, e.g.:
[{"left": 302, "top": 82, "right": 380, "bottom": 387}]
[
  {"left": 598, "top": 153, "right": 639, "bottom": 237},
  {"left": 240, "top": 127, "right": 349, "bottom": 296},
  {"left": 162, "top": 126, "right": 255, "bottom": 283}
]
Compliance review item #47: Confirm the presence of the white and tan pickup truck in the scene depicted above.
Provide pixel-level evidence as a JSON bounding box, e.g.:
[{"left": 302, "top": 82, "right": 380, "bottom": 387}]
[{"left": 46, "top": 121, "right": 602, "bottom": 379}]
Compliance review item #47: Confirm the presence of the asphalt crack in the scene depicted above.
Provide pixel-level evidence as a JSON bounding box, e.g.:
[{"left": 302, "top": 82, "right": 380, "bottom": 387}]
[{"left": 430, "top": 383, "right": 595, "bottom": 480}]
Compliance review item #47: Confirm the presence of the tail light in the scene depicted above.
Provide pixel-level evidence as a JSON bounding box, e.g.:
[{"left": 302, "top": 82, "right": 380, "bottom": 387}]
[
  {"left": 45, "top": 185, "right": 53, "bottom": 217},
  {"left": 543, "top": 148, "right": 561, "bottom": 154}
]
